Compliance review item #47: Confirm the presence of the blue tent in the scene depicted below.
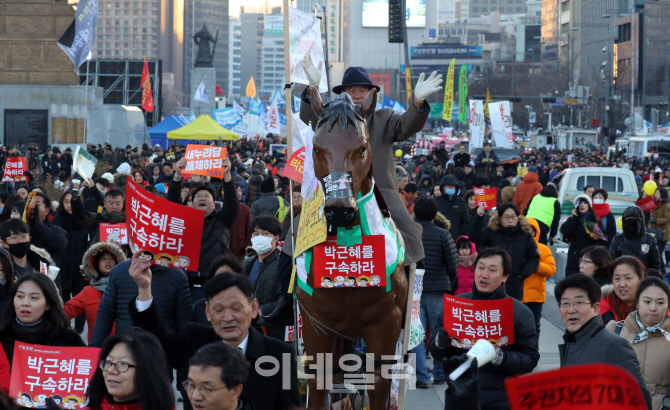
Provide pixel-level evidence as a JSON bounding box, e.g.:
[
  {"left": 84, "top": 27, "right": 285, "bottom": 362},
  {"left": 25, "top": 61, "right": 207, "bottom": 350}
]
[{"left": 148, "top": 115, "right": 197, "bottom": 149}]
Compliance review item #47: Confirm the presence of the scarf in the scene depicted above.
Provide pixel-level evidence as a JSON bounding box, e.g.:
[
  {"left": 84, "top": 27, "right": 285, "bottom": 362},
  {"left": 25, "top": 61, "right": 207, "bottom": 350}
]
[
  {"left": 631, "top": 313, "right": 670, "bottom": 344},
  {"left": 582, "top": 216, "right": 607, "bottom": 242},
  {"left": 592, "top": 203, "right": 611, "bottom": 222},
  {"left": 606, "top": 292, "right": 636, "bottom": 322},
  {"left": 458, "top": 253, "right": 477, "bottom": 268},
  {"left": 90, "top": 276, "right": 110, "bottom": 292}
]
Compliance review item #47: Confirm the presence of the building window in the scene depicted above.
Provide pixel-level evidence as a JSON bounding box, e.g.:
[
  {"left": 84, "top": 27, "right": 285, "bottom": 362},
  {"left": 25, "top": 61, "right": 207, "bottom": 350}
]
[
  {"left": 515, "top": 6, "right": 522, "bottom": 11},
  {"left": 115, "top": 50, "right": 120, "bottom": 56},
  {"left": 473, "top": 6, "right": 480, "bottom": 11},
  {"left": 124, "top": 51, "right": 128, "bottom": 56}
]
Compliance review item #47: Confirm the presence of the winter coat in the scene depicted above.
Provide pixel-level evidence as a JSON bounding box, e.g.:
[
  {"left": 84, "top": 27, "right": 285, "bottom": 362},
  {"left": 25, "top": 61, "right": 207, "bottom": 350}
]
[
  {"left": 560, "top": 212, "right": 608, "bottom": 276},
  {"left": 513, "top": 172, "right": 543, "bottom": 213},
  {"left": 89, "top": 260, "right": 192, "bottom": 347},
  {"left": 593, "top": 202, "right": 617, "bottom": 248},
  {"left": 64, "top": 242, "right": 126, "bottom": 341},
  {"left": 610, "top": 206, "right": 665, "bottom": 274},
  {"left": 168, "top": 178, "right": 239, "bottom": 276},
  {"left": 230, "top": 203, "right": 252, "bottom": 259},
  {"left": 433, "top": 147, "right": 450, "bottom": 168},
  {"left": 606, "top": 312, "right": 670, "bottom": 410},
  {"left": 430, "top": 284, "right": 540, "bottom": 410},
  {"left": 0, "top": 343, "right": 8, "bottom": 394},
  {"left": 41, "top": 154, "right": 54, "bottom": 176},
  {"left": 468, "top": 213, "right": 540, "bottom": 301},
  {"left": 246, "top": 175, "right": 264, "bottom": 207},
  {"left": 524, "top": 185, "right": 560, "bottom": 240},
  {"left": 436, "top": 193, "right": 471, "bottom": 240},
  {"left": 453, "top": 153, "right": 471, "bottom": 169},
  {"left": 417, "top": 161, "right": 439, "bottom": 187},
  {"left": 463, "top": 170, "right": 477, "bottom": 192},
  {"left": 416, "top": 220, "right": 458, "bottom": 294},
  {"left": 75, "top": 189, "right": 126, "bottom": 247},
  {"left": 231, "top": 170, "right": 248, "bottom": 204},
  {"left": 28, "top": 216, "right": 67, "bottom": 267},
  {"left": 301, "top": 86, "right": 428, "bottom": 265},
  {"left": 250, "top": 192, "right": 289, "bottom": 220},
  {"left": 10, "top": 245, "right": 55, "bottom": 279},
  {"left": 401, "top": 191, "right": 415, "bottom": 214},
  {"left": 522, "top": 218, "right": 556, "bottom": 304},
  {"left": 651, "top": 201, "right": 670, "bottom": 242},
  {"left": 50, "top": 155, "right": 70, "bottom": 179},
  {"left": 455, "top": 236, "right": 477, "bottom": 295},
  {"left": 474, "top": 151, "right": 500, "bottom": 176},
  {"left": 559, "top": 315, "right": 652, "bottom": 409},
  {"left": 498, "top": 179, "right": 516, "bottom": 204},
  {"left": 417, "top": 175, "right": 433, "bottom": 196},
  {"left": 0, "top": 320, "right": 86, "bottom": 368},
  {"left": 0, "top": 247, "right": 14, "bottom": 315},
  {"left": 84, "top": 396, "right": 142, "bottom": 410},
  {"left": 243, "top": 248, "right": 281, "bottom": 315}
]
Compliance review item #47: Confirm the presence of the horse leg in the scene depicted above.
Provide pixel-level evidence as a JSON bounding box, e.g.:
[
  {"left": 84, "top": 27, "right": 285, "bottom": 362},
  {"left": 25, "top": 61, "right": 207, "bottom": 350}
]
[
  {"left": 301, "top": 313, "right": 339, "bottom": 410},
  {"left": 363, "top": 321, "right": 403, "bottom": 410}
]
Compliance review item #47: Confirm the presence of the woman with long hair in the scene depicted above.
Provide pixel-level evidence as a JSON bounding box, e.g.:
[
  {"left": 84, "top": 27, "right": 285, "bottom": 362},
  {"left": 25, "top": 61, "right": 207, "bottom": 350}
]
[
  {"left": 606, "top": 277, "right": 670, "bottom": 410},
  {"left": 86, "top": 329, "right": 174, "bottom": 410},
  {"left": 560, "top": 194, "right": 608, "bottom": 276},
  {"left": 601, "top": 256, "right": 646, "bottom": 323},
  {"left": 0, "top": 273, "right": 85, "bottom": 365},
  {"left": 133, "top": 169, "right": 150, "bottom": 188},
  {"left": 579, "top": 245, "right": 613, "bottom": 286}
]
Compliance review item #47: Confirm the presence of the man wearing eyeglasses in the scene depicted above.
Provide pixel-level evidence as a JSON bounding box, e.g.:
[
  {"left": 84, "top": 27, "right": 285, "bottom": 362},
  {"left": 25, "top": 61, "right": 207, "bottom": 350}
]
[
  {"left": 555, "top": 274, "right": 652, "bottom": 409},
  {"left": 185, "top": 343, "right": 255, "bottom": 410}
]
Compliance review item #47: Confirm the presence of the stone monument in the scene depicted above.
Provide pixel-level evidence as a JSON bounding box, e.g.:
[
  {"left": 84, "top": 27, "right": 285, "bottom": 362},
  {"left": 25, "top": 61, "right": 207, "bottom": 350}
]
[
  {"left": 0, "top": 0, "right": 103, "bottom": 148},
  {"left": 190, "top": 22, "right": 217, "bottom": 117}
]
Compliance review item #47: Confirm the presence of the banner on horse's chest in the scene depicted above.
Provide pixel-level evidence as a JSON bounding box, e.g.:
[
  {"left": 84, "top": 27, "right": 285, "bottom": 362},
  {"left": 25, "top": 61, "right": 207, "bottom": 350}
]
[
  {"left": 443, "top": 295, "right": 515, "bottom": 349},
  {"left": 323, "top": 172, "right": 354, "bottom": 200},
  {"left": 313, "top": 235, "right": 386, "bottom": 288}
]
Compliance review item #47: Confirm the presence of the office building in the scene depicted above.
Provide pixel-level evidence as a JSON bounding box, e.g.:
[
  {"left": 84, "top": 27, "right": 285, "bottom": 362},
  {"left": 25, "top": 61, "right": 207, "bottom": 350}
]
[
  {"left": 95, "top": 1, "right": 160, "bottom": 60},
  {"left": 239, "top": 12, "right": 264, "bottom": 96},
  {"left": 228, "top": 20, "right": 242, "bottom": 100},
  {"left": 261, "top": 15, "right": 286, "bottom": 91}
]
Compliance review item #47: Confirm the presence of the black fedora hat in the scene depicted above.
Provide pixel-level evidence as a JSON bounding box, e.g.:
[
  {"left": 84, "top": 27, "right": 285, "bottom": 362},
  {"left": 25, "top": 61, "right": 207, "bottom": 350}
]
[{"left": 332, "top": 67, "right": 381, "bottom": 95}]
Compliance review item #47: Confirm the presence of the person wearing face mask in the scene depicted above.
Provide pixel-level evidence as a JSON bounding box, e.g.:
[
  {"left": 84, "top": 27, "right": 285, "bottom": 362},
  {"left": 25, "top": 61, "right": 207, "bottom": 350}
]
[
  {"left": 469, "top": 202, "right": 540, "bottom": 301},
  {"left": 63, "top": 241, "right": 126, "bottom": 341},
  {"left": 610, "top": 206, "right": 665, "bottom": 274},
  {"left": 0, "top": 219, "right": 55, "bottom": 279},
  {"left": 560, "top": 195, "right": 608, "bottom": 277},
  {"left": 168, "top": 157, "right": 239, "bottom": 302},
  {"left": 606, "top": 277, "right": 670, "bottom": 410},
  {"left": 650, "top": 187, "right": 670, "bottom": 260},
  {"left": 590, "top": 188, "right": 617, "bottom": 248},
  {"left": 436, "top": 175, "right": 470, "bottom": 239},
  {"left": 299, "top": 59, "right": 443, "bottom": 270}
]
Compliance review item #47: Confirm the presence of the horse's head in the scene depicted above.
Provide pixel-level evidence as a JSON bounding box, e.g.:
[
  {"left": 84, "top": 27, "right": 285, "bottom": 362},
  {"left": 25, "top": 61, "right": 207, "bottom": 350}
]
[{"left": 309, "top": 86, "right": 377, "bottom": 228}]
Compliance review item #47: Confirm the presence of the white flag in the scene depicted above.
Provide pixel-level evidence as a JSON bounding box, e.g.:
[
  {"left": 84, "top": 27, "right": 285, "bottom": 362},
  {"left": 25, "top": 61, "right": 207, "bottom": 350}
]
[
  {"left": 194, "top": 81, "right": 209, "bottom": 103},
  {"left": 233, "top": 100, "right": 245, "bottom": 118},
  {"left": 489, "top": 101, "right": 513, "bottom": 148},
  {"left": 288, "top": 7, "right": 329, "bottom": 93},
  {"left": 189, "top": 111, "right": 196, "bottom": 122},
  {"left": 265, "top": 99, "right": 281, "bottom": 134}
]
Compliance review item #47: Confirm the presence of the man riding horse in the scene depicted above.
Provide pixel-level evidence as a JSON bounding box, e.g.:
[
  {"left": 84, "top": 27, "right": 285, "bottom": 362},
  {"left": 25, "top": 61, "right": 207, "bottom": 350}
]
[{"left": 261, "top": 58, "right": 443, "bottom": 325}]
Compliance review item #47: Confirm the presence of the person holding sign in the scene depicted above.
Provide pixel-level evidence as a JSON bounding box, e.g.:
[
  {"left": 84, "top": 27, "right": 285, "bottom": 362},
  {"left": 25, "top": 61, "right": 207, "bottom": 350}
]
[
  {"left": 429, "top": 248, "right": 540, "bottom": 410},
  {"left": 86, "top": 329, "right": 175, "bottom": 410},
  {"left": 168, "top": 156, "right": 239, "bottom": 302},
  {"left": 0, "top": 273, "right": 86, "bottom": 366},
  {"left": 468, "top": 203, "right": 540, "bottom": 301},
  {"left": 610, "top": 206, "right": 665, "bottom": 273},
  {"left": 554, "top": 274, "right": 652, "bottom": 409}
]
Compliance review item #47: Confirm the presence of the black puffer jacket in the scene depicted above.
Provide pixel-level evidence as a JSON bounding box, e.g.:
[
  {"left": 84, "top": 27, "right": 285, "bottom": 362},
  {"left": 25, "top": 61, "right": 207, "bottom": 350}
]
[
  {"left": 89, "top": 260, "right": 192, "bottom": 347},
  {"left": 429, "top": 284, "right": 540, "bottom": 410},
  {"left": 560, "top": 212, "right": 608, "bottom": 276},
  {"left": 610, "top": 206, "right": 666, "bottom": 273},
  {"left": 168, "top": 178, "right": 239, "bottom": 275},
  {"left": 468, "top": 214, "right": 540, "bottom": 301},
  {"left": 436, "top": 176, "right": 471, "bottom": 239},
  {"left": 28, "top": 217, "right": 67, "bottom": 267},
  {"left": 416, "top": 220, "right": 458, "bottom": 294}
]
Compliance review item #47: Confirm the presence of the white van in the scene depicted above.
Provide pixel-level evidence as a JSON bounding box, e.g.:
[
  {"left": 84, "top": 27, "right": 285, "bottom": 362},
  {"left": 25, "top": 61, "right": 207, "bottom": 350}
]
[{"left": 557, "top": 168, "right": 638, "bottom": 215}]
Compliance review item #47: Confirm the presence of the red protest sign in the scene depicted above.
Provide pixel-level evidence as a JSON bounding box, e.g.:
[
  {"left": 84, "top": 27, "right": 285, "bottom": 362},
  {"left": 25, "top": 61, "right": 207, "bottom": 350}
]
[
  {"left": 313, "top": 235, "right": 386, "bottom": 288},
  {"left": 184, "top": 145, "right": 228, "bottom": 179},
  {"left": 474, "top": 186, "right": 498, "bottom": 210},
  {"left": 635, "top": 196, "right": 657, "bottom": 212},
  {"left": 3, "top": 157, "right": 27, "bottom": 182},
  {"left": 443, "top": 294, "right": 515, "bottom": 348},
  {"left": 99, "top": 223, "right": 128, "bottom": 244},
  {"left": 126, "top": 177, "right": 204, "bottom": 269},
  {"left": 9, "top": 341, "right": 101, "bottom": 409},
  {"left": 505, "top": 364, "right": 648, "bottom": 410},
  {"left": 282, "top": 147, "right": 305, "bottom": 183}
]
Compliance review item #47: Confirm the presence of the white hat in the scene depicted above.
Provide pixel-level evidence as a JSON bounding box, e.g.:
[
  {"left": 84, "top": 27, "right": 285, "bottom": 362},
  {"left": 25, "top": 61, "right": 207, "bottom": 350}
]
[
  {"left": 116, "top": 162, "right": 131, "bottom": 175},
  {"left": 101, "top": 173, "right": 114, "bottom": 184},
  {"left": 403, "top": 154, "right": 410, "bottom": 160}
]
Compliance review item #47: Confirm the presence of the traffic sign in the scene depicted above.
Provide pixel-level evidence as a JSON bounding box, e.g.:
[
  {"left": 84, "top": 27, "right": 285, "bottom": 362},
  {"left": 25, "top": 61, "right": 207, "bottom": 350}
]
[{"left": 529, "top": 111, "right": 536, "bottom": 124}]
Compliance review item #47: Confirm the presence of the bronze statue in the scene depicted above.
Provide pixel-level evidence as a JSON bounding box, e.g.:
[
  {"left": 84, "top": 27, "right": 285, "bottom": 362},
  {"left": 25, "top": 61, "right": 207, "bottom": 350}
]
[{"left": 193, "top": 23, "right": 218, "bottom": 67}]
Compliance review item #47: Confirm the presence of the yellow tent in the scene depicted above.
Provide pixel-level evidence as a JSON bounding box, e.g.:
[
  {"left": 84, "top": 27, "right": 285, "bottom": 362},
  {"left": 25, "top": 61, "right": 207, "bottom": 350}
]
[{"left": 167, "top": 115, "right": 239, "bottom": 141}]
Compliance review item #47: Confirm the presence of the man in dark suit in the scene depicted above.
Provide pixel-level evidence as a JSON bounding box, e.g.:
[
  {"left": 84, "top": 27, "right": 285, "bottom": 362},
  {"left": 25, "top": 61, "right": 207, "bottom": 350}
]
[{"left": 127, "top": 250, "right": 301, "bottom": 410}]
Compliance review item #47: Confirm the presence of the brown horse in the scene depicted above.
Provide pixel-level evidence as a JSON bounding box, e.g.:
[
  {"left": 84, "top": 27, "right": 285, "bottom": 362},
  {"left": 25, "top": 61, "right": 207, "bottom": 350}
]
[{"left": 296, "top": 87, "right": 408, "bottom": 409}]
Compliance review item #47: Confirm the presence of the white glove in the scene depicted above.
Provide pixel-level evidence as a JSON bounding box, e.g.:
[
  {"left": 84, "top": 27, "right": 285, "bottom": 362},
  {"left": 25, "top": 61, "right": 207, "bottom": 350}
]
[
  {"left": 414, "top": 71, "right": 443, "bottom": 101},
  {"left": 303, "top": 54, "right": 323, "bottom": 88}
]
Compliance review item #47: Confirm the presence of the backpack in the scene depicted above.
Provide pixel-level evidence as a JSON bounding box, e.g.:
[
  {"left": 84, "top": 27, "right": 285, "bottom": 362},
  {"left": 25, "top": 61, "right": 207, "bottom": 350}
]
[
  {"left": 420, "top": 165, "right": 435, "bottom": 186},
  {"left": 276, "top": 196, "right": 289, "bottom": 222}
]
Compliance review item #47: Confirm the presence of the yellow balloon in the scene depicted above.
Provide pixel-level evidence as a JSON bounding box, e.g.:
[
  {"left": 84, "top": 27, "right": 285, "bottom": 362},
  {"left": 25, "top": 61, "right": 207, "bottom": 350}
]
[
  {"left": 644, "top": 180, "right": 658, "bottom": 196},
  {"left": 395, "top": 149, "right": 403, "bottom": 157},
  {"left": 617, "top": 216, "right": 623, "bottom": 230}
]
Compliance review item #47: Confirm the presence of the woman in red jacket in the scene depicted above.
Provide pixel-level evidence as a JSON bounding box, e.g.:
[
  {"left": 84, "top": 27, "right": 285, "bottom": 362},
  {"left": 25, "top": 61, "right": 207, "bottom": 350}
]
[{"left": 64, "top": 242, "right": 126, "bottom": 341}]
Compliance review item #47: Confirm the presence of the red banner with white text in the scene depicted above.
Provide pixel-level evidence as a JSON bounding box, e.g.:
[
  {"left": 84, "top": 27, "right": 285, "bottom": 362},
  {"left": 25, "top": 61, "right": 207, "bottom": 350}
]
[
  {"left": 126, "top": 177, "right": 204, "bottom": 269},
  {"left": 474, "top": 186, "right": 498, "bottom": 210},
  {"left": 282, "top": 146, "right": 305, "bottom": 183},
  {"left": 99, "top": 223, "right": 128, "bottom": 244},
  {"left": 443, "top": 294, "right": 515, "bottom": 348},
  {"left": 9, "top": 342, "right": 101, "bottom": 409},
  {"left": 3, "top": 157, "right": 27, "bottom": 182},
  {"left": 313, "top": 236, "right": 386, "bottom": 288},
  {"left": 635, "top": 196, "right": 657, "bottom": 212}
]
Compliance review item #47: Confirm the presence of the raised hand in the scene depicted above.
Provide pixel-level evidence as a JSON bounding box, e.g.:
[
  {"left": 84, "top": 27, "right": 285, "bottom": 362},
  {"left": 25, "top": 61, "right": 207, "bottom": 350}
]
[
  {"left": 129, "top": 250, "right": 153, "bottom": 301},
  {"left": 303, "top": 54, "right": 323, "bottom": 89},
  {"left": 174, "top": 158, "right": 187, "bottom": 179},
  {"left": 414, "top": 71, "right": 444, "bottom": 101}
]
